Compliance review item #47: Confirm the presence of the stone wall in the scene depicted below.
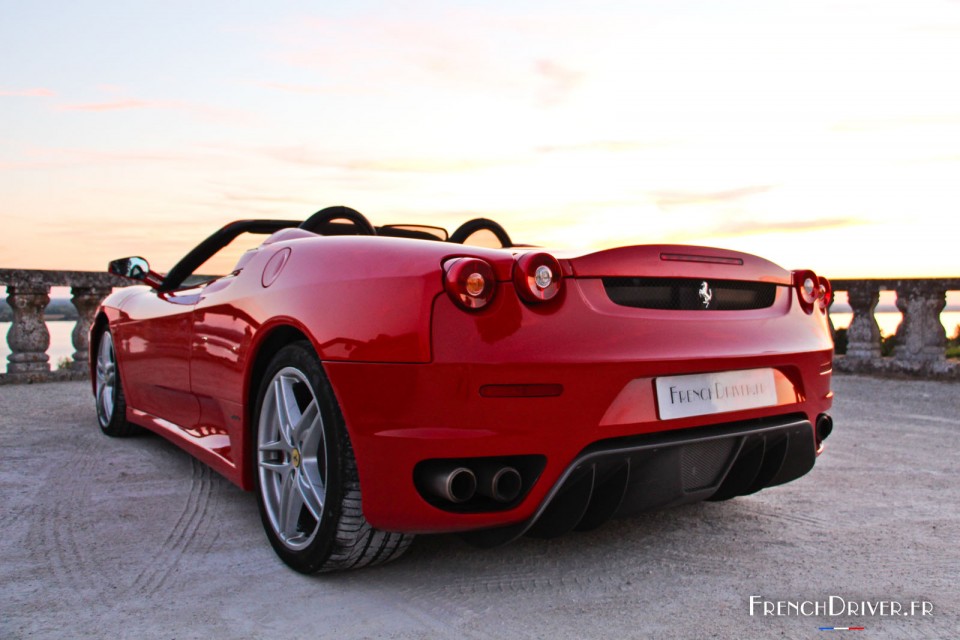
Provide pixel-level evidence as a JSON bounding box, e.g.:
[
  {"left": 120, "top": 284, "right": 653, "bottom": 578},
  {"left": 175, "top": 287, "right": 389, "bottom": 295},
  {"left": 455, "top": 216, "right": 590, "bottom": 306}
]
[
  {"left": 0, "top": 269, "right": 128, "bottom": 384},
  {"left": 830, "top": 278, "right": 960, "bottom": 379},
  {"left": 2, "top": 270, "right": 958, "bottom": 384}
]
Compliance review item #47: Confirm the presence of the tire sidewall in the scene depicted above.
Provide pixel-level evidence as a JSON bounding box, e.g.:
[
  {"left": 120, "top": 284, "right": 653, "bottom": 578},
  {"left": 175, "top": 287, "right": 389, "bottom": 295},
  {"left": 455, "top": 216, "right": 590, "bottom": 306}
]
[{"left": 96, "top": 328, "right": 129, "bottom": 436}]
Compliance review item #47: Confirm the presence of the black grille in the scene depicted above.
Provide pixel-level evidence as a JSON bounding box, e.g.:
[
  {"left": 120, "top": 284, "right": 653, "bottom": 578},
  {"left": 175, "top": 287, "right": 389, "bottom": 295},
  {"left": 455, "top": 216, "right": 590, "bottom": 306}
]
[
  {"left": 602, "top": 277, "right": 778, "bottom": 310},
  {"left": 680, "top": 439, "right": 736, "bottom": 491}
]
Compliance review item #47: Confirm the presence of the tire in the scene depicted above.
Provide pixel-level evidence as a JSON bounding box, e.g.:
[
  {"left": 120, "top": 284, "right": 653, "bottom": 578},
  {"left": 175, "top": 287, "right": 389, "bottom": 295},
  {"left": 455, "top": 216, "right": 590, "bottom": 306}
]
[
  {"left": 95, "top": 329, "right": 138, "bottom": 437},
  {"left": 253, "top": 341, "right": 413, "bottom": 573}
]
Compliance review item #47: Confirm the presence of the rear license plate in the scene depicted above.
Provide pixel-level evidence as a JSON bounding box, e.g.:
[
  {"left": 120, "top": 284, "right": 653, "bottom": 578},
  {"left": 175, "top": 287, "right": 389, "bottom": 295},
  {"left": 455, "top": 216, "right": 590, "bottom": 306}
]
[{"left": 655, "top": 368, "right": 778, "bottom": 420}]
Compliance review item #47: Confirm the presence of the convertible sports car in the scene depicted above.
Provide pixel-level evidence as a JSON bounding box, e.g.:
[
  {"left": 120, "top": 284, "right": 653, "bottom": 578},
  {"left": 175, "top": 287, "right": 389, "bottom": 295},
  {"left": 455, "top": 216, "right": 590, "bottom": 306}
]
[{"left": 92, "top": 206, "right": 834, "bottom": 573}]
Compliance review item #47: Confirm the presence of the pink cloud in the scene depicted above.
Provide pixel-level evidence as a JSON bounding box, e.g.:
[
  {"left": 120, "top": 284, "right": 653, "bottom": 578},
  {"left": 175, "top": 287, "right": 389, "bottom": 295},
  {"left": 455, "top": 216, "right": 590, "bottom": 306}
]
[
  {"left": 252, "top": 145, "right": 521, "bottom": 174},
  {"left": 266, "top": 15, "right": 586, "bottom": 105},
  {"left": 535, "top": 59, "right": 584, "bottom": 106},
  {"left": 0, "top": 88, "right": 55, "bottom": 97},
  {"left": 651, "top": 185, "right": 776, "bottom": 207},
  {"left": 537, "top": 140, "right": 675, "bottom": 154},
  {"left": 57, "top": 99, "right": 154, "bottom": 112}
]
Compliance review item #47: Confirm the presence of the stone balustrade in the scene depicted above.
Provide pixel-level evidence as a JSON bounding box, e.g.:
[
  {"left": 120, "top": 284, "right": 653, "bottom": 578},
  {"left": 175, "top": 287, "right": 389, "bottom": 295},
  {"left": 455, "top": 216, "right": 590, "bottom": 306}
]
[
  {"left": 830, "top": 278, "right": 960, "bottom": 378},
  {"left": 2, "top": 270, "right": 958, "bottom": 384},
  {"left": 0, "top": 269, "right": 129, "bottom": 384}
]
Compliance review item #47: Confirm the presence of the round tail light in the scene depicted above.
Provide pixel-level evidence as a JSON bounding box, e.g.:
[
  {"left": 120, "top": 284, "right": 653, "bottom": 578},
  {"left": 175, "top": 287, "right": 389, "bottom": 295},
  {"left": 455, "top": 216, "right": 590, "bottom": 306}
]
[
  {"left": 513, "top": 252, "right": 562, "bottom": 303},
  {"left": 444, "top": 258, "right": 496, "bottom": 310},
  {"left": 818, "top": 275, "right": 832, "bottom": 311},
  {"left": 793, "top": 269, "right": 819, "bottom": 314}
]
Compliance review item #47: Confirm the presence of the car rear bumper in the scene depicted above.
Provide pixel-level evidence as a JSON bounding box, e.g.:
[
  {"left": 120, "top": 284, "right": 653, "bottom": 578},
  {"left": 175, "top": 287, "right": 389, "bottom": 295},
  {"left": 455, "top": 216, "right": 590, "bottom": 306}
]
[
  {"left": 324, "top": 281, "right": 833, "bottom": 534},
  {"left": 462, "top": 413, "right": 818, "bottom": 546}
]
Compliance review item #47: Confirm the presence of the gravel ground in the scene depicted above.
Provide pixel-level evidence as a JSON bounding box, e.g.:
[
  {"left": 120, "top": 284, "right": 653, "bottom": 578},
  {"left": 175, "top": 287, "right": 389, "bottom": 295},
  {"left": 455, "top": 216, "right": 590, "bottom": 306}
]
[{"left": 1, "top": 375, "right": 957, "bottom": 639}]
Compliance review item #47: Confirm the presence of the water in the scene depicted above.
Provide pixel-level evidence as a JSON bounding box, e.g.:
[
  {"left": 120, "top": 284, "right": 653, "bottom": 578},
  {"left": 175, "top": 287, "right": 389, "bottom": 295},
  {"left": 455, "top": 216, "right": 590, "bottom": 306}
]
[
  {"left": 3, "top": 312, "right": 958, "bottom": 370},
  {"left": 1, "top": 321, "right": 79, "bottom": 369},
  {"left": 831, "top": 311, "right": 960, "bottom": 338}
]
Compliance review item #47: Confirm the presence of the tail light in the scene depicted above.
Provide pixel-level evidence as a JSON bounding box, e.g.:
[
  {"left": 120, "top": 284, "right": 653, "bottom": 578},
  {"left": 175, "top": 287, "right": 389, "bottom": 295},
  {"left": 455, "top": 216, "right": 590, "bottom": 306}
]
[
  {"left": 818, "top": 276, "right": 832, "bottom": 312},
  {"left": 793, "top": 269, "right": 819, "bottom": 314},
  {"left": 513, "top": 252, "right": 562, "bottom": 303},
  {"left": 444, "top": 258, "right": 496, "bottom": 310}
]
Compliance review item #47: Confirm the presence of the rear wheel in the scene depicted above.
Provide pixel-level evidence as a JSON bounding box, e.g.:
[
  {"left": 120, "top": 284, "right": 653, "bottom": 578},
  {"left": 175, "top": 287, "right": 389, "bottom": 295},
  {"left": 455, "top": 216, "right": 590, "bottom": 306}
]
[
  {"left": 253, "top": 341, "right": 413, "bottom": 573},
  {"left": 95, "top": 329, "right": 138, "bottom": 437}
]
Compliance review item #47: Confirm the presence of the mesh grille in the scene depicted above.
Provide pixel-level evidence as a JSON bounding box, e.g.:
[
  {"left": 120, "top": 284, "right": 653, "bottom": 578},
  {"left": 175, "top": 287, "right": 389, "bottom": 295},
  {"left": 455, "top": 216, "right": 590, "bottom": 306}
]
[
  {"left": 680, "top": 439, "right": 736, "bottom": 491},
  {"left": 603, "top": 277, "right": 779, "bottom": 310}
]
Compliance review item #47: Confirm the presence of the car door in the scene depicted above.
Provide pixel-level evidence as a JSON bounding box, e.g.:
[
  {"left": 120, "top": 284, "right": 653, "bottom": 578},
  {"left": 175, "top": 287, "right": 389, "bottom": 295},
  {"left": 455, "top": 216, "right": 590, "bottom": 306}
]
[{"left": 115, "top": 287, "right": 201, "bottom": 430}]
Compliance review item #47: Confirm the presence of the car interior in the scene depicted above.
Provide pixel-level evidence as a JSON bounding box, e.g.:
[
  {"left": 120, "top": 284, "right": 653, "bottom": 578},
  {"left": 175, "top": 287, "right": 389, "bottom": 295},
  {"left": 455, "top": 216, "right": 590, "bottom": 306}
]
[{"left": 157, "top": 206, "right": 515, "bottom": 291}]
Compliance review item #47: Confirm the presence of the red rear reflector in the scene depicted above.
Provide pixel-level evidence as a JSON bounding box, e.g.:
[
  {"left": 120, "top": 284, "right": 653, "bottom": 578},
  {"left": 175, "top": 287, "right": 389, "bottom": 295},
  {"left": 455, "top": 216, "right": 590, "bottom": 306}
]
[{"left": 660, "top": 253, "right": 744, "bottom": 265}]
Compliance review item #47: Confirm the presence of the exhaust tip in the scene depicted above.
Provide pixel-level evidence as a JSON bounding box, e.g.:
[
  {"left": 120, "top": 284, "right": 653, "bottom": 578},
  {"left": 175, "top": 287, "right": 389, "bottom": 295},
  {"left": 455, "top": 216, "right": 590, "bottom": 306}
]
[
  {"left": 491, "top": 467, "right": 523, "bottom": 503},
  {"left": 816, "top": 414, "right": 833, "bottom": 443},
  {"left": 443, "top": 467, "right": 478, "bottom": 503}
]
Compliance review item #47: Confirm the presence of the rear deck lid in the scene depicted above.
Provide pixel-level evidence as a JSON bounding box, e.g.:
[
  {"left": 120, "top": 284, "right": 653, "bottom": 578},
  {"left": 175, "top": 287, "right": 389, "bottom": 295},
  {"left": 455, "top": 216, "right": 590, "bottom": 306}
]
[{"left": 564, "top": 245, "right": 791, "bottom": 284}]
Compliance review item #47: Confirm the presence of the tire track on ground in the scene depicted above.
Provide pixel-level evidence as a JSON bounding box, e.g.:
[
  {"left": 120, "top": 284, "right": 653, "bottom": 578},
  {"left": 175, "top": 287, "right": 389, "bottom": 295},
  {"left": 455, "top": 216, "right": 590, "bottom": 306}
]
[
  {"left": 29, "top": 431, "right": 103, "bottom": 602},
  {"left": 132, "top": 457, "right": 216, "bottom": 595}
]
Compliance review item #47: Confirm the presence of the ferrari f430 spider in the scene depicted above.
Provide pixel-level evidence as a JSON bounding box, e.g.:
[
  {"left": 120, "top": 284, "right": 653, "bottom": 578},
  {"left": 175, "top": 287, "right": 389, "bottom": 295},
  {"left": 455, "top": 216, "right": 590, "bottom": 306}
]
[{"left": 93, "top": 206, "right": 834, "bottom": 573}]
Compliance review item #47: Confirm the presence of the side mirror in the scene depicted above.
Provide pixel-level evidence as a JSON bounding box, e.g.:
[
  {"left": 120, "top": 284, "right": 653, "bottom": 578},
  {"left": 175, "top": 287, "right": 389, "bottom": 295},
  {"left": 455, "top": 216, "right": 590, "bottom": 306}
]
[
  {"left": 109, "top": 257, "right": 151, "bottom": 281},
  {"left": 108, "top": 256, "right": 164, "bottom": 288}
]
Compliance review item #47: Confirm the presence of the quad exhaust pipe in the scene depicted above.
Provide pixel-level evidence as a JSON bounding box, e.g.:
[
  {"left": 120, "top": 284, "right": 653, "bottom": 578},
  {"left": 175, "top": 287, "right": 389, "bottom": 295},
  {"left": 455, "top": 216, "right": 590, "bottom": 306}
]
[
  {"left": 476, "top": 465, "right": 523, "bottom": 503},
  {"left": 421, "top": 463, "right": 523, "bottom": 505},
  {"left": 424, "top": 466, "right": 478, "bottom": 503},
  {"left": 816, "top": 413, "right": 833, "bottom": 444}
]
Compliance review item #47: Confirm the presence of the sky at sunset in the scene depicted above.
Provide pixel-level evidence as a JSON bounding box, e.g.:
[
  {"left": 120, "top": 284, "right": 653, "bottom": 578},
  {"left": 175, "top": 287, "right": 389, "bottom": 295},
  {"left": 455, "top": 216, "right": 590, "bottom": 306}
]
[{"left": 2, "top": 0, "right": 959, "bottom": 278}]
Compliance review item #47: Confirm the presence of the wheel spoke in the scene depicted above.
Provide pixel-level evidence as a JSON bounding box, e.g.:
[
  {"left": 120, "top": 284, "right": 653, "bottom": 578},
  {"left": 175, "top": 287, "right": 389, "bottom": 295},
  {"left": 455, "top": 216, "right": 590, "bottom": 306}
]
[
  {"left": 292, "top": 399, "right": 319, "bottom": 443},
  {"left": 259, "top": 439, "right": 288, "bottom": 453},
  {"left": 273, "top": 378, "right": 296, "bottom": 446},
  {"left": 259, "top": 458, "right": 290, "bottom": 473},
  {"left": 96, "top": 380, "right": 106, "bottom": 414},
  {"left": 278, "top": 470, "right": 304, "bottom": 539},
  {"left": 297, "top": 468, "right": 324, "bottom": 520}
]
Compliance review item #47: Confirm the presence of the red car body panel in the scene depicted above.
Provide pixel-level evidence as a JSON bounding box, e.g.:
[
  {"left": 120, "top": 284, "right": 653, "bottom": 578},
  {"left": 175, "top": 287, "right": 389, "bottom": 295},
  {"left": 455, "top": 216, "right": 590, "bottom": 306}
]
[{"left": 93, "top": 229, "right": 833, "bottom": 536}]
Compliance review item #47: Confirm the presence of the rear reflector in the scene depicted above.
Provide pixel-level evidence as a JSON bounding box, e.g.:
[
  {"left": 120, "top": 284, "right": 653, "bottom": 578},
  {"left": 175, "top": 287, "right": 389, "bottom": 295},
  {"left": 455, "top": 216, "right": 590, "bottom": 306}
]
[{"left": 480, "top": 384, "right": 563, "bottom": 398}]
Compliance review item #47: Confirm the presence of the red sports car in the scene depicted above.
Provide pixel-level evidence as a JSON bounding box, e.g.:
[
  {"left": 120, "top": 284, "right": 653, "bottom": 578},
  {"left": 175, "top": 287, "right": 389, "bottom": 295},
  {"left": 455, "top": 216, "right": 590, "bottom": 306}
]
[{"left": 92, "top": 206, "right": 834, "bottom": 573}]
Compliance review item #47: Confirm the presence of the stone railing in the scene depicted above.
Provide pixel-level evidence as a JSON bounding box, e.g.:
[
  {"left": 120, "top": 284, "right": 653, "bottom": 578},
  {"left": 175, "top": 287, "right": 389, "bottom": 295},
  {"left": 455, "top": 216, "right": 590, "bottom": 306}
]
[
  {"left": 2, "top": 270, "right": 958, "bottom": 384},
  {"left": 830, "top": 278, "right": 960, "bottom": 378},
  {"left": 0, "top": 269, "right": 129, "bottom": 384}
]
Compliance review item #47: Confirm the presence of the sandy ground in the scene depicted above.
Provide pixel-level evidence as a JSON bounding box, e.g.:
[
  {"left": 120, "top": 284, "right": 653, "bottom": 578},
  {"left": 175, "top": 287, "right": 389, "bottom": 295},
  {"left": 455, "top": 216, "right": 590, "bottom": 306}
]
[{"left": 1, "top": 375, "right": 957, "bottom": 639}]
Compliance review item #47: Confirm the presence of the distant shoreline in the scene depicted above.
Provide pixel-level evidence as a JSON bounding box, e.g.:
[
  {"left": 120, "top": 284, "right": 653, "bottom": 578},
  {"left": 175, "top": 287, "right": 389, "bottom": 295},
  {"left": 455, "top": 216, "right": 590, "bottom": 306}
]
[{"left": 1, "top": 301, "right": 959, "bottom": 323}]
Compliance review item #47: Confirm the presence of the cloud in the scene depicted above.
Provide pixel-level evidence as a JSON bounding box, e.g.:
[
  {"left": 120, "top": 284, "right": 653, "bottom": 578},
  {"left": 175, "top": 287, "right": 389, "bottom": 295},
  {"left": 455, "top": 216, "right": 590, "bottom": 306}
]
[
  {"left": 57, "top": 99, "right": 154, "bottom": 112},
  {"left": 536, "top": 140, "right": 675, "bottom": 154},
  {"left": 263, "top": 13, "right": 588, "bottom": 107},
  {"left": 253, "top": 81, "right": 326, "bottom": 95},
  {"left": 683, "top": 217, "right": 864, "bottom": 241},
  {"left": 831, "top": 114, "right": 960, "bottom": 132},
  {"left": 0, "top": 146, "right": 210, "bottom": 170},
  {"left": 535, "top": 59, "right": 584, "bottom": 106},
  {"left": 0, "top": 88, "right": 55, "bottom": 97},
  {"left": 250, "top": 145, "right": 523, "bottom": 174},
  {"left": 52, "top": 95, "right": 258, "bottom": 125},
  {"left": 651, "top": 185, "right": 776, "bottom": 207}
]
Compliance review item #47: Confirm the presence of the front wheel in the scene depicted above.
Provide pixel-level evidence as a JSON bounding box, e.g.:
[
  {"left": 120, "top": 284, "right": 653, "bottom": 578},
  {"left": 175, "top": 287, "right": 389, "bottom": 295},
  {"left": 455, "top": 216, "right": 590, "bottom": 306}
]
[
  {"left": 253, "top": 341, "right": 413, "bottom": 573},
  {"left": 95, "top": 329, "right": 138, "bottom": 437}
]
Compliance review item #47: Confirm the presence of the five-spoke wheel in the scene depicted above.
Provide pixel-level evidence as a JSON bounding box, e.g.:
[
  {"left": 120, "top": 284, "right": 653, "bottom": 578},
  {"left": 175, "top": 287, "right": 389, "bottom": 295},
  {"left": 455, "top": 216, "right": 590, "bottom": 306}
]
[
  {"left": 257, "top": 366, "right": 328, "bottom": 551},
  {"left": 253, "top": 341, "right": 413, "bottom": 573},
  {"left": 95, "top": 329, "right": 136, "bottom": 437}
]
